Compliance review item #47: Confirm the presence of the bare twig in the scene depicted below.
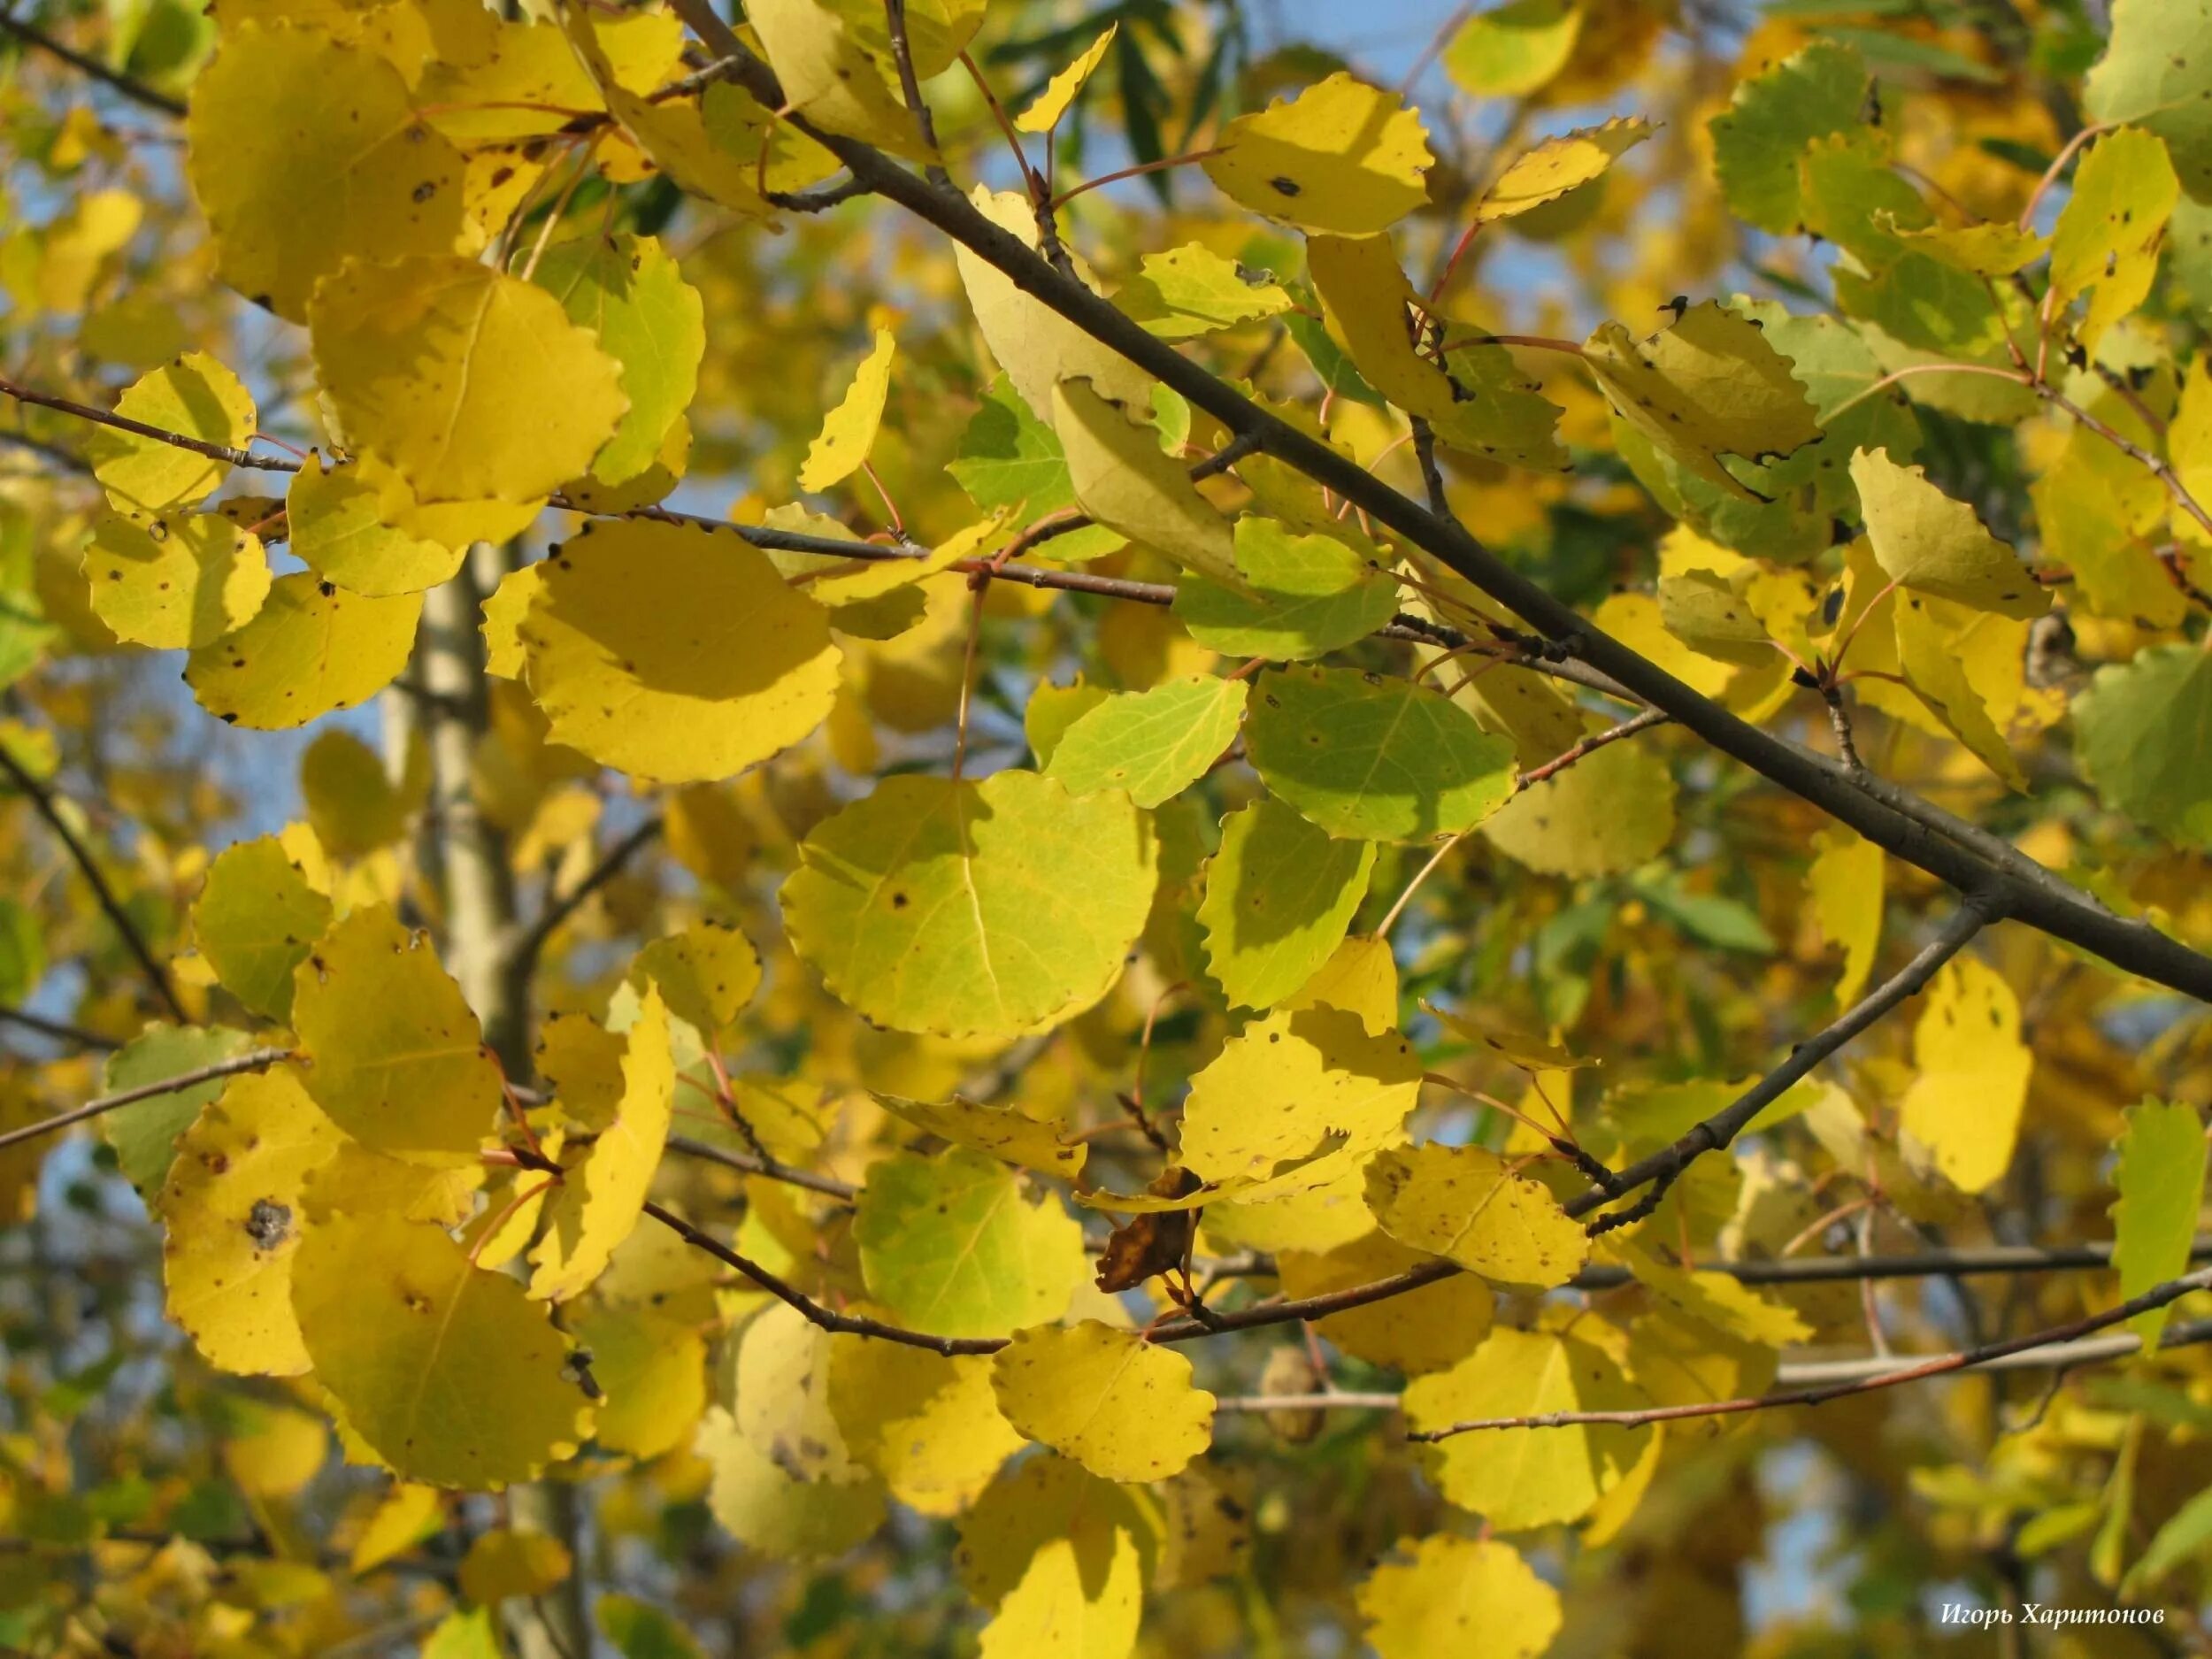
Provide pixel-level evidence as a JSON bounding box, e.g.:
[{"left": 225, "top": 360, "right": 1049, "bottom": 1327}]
[
  {"left": 505, "top": 816, "right": 663, "bottom": 977},
  {"left": 0, "top": 742, "right": 188, "bottom": 1021},
  {"left": 0, "top": 1048, "right": 292, "bottom": 1154},
  {"left": 665, "top": 1132, "right": 858, "bottom": 1202},
  {"left": 0, "top": 7, "right": 185, "bottom": 117},
  {"left": 0, "top": 1004, "right": 120, "bottom": 1049},
  {"left": 0, "top": 376, "right": 295, "bottom": 473}
]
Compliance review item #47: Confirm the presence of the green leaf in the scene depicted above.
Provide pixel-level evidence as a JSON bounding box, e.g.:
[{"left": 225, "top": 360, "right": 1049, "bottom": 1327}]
[
  {"left": 2072, "top": 644, "right": 2212, "bottom": 849},
  {"left": 1043, "top": 674, "right": 1247, "bottom": 809},
  {"left": 1198, "top": 796, "right": 1375, "bottom": 1011},
  {"left": 2124, "top": 1484, "right": 2212, "bottom": 1596},
  {"left": 853, "top": 1147, "right": 1085, "bottom": 1340},
  {"left": 0, "top": 897, "right": 44, "bottom": 1006},
  {"left": 1116, "top": 244, "right": 1293, "bottom": 339},
  {"left": 1708, "top": 39, "right": 1869, "bottom": 234},
  {"left": 2110, "top": 1098, "right": 2208, "bottom": 1349},
  {"left": 2086, "top": 0, "right": 2212, "bottom": 202},
  {"left": 1244, "top": 664, "right": 1517, "bottom": 843},
  {"left": 1441, "top": 0, "right": 1582, "bottom": 98},
  {"left": 1174, "top": 516, "right": 1402, "bottom": 660},
  {"left": 534, "top": 234, "right": 705, "bottom": 488}
]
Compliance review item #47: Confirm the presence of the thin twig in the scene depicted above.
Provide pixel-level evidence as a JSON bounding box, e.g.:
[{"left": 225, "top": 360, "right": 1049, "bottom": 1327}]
[
  {"left": 0, "top": 1004, "right": 120, "bottom": 1049},
  {"left": 665, "top": 1132, "right": 857, "bottom": 1202},
  {"left": 0, "top": 1048, "right": 293, "bottom": 1154},
  {"left": 0, "top": 8, "right": 185, "bottom": 117},
  {"left": 0, "top": 376, "right": 295, "bottom": 473},
  {"left": 0, "top": 742, "right": 188, "bottom": 1021},
  {"left": 505, "top": 816, "right": 663, "bottom": 977}
]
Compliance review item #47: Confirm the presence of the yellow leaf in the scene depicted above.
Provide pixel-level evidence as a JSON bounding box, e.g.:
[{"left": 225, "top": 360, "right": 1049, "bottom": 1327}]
[
  {"left": 828, "top": 1335, "right": 1025, "bottom": 1516},
  {"left": 1404, "top": 1324, "right": 1652, "bottom": 1530},
  {"left": 1179, "top": 1005, "right": 1422, "bottom": 1192},
  {"left": 1899, "top": 956, "right": 2032, "bottom": 1194},
  {"left": 1357, "top": 1535, "right": 1563, "bottom": 1659},
  {"left": 192, "top": 834, "right": 332, "bottom": 1022},
  {"left": 86, "top": 352, "right": 256, "bottom": 512},
  {"left": 1363, "top": 1143, "right": 1590, "bottom": 1289},
  {"left": 185, "top": 572, "right": 422, "bottom": 731},
  {"left": 697, "top": 1404, "right": 888, "bottom": 1558},
  {"left": 1053, "top": 377, "right": 1245, "bottom": 592},
  {"left": 730, "top": 1300, "right": 868, "bottom": 1482},
  {"left": 747, "top": 0, "right": 933, "bottom": 158},
  {"left": 1017, "top": 23, "right": 1118, "bottom": 133},
  {"left": 286, "top": 455, "right": 509, "bottom": 600},
  {"left": 81, "top": 509, "right": 267, "bottom": 651},
  {"left": 300, "top": 1141, "right": 486, "bottom": 1229},
  {"left": 1481, "top": 733, "right": 1678, "bottom": 876},
  {"left": 1609, "top": 1238, "right": 1812, "bottom": 1347},
  {"left": 528, "top": 987, "right": 675, "bottom": 1301},
  {"left": 1585, "top": 302, "right": 1821, "bottom": 502},
  {"left": 291, "top": 903, "right": 503, "bottom": 1164},
  {"left": 780, "top": 769, "right": 1157, "bottom": 1042},
  {"left": 1478, "top": 117, "right": 1651, "bottom": 221},
  {"left": 457, "top": 1528, "right": 572, "bottom": 1604},
  {"left": 480, "top": 561, "right": 541, "bottom": 680},
  {"left": 349, "top": 1484, "right": 443, "bottom": 1574},
  {"left": 221, "top": 1402, "right": 329, "bottom": 1499},
  {"left": 800, "top": 326, "right": 895, "bottom": 493},
  {"left": 632, "top": 922, "right": 762, "bottom": 1038},
  {"left": 2050, "top": 127, "right": 2178, "bottom": 352},
  {"left": 1276, "top": 1229, "right": 1494, "bottom": 1373},
  {"left": 518, "top": 517, "right": 841, "bottom": 783},
  {"left": 301, "top": 727, "right": 415, "bottom": 857},
  {"left": 1807, "top": 825, "right": 1883, "bottom": 1007},
  {"left": 810, "top": 512, "right": 1008, "bottom": 605},
  {"left": 954, "top": 186, "right": 1152, "bottom": 423},
  {"left": 570, "top": 1304, "right": 707, "bottom": 1461},
  {"left": 158, "top": 1067, "right": 343, "bottom": 1377},
  {"left": 1893, "top": 593, "right": 2027, "bottom": 789},
  {"left": 292, "top": 1211, "right": 595, "bottom": 1487},
  {"left": 1850, "top": 447, "right": 2049, "bottom": 618},
  {"left": 992, "top": 1321, "right": 1214, "bottom": 1481},
  {"left": 956, "top": 1455, "right": 1148, "bottom": 1659},
  {"left": 186, "top": 26, "right": 466, "bottom": 319},
  {"left": 1202, "top": 73, "right": 1433, "bottom": 235},
  {"left": 875, "top": 1093, "right": 1088, "bottom": 1181},
  {"left": 311, "top": 255, "right": 626, "bottom": 503}
]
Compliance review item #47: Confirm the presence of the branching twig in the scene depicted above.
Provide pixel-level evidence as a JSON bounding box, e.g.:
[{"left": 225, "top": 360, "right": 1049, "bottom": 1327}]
[
  {"left": 505, "top": 816, "right": 663, "bottom": 978},
  {"left": 665, "top": 1132, "right": 858, "bottom": 1202}
]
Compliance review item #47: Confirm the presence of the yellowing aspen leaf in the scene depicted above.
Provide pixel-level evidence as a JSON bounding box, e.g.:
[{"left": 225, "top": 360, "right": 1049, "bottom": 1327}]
[
  {"left": 533, "top": 234, "right": 705, "bottom": 490},
  {"left": 518, "top": 517, "right": 841, "bottom": 783},
  {"left": 955, "top": 188, "right": 1152, "bottom": 423},
  {"left": 746, "top": 0, "right": 933, "bottom": 159},
  {"left": 100, "top": 1024, "right": 259, "bottom": 1194},
  {"left": 631, "top": 922, "right": 761, "bottom": 1038},
  {"left": 311, "top": 256, "right": 626, "bottom": 504},
  {"left": 1286, "top": 933, "right": 1401, "bottom": 1034},
  {"left": 299, "top": 1142, "right": 485, "bottom": 1229},
  {"left": 781, "top": 770, "right": 1156, "bottom": 1041},
  {"left": 2055, "top": 127, "right": 2179, "bottom": 349},
  {"left": 1482, "top": 735, "right": 1676, "bottom": 875},
  {"left": 1894, "top": 219, "right": 2050, "bottom": 277},
  {"left": 185, "top": 573, "right": 422, "bottom": 730},
  {"left": 1899, "top": 956, "right": 2032, "bottom": 1194},
  {"left": 1611, "top": 1240, "right": 1811, "bottom": 1347},
  {"left": 1585, "top": 302, "right": 1821, "bottom": 502},
  {"left": 1176, "top": 516, "right": 1399, "bottom": 660},
  {"left": 569, "top": 1303, "right": 707, "bottom": 1461},
  {"left": 2073, "top": 644, "right": 2212, "bottom": 849},
  {"left": 829, "top": 1337, "right": 1025, "bottom": 1516},
  {"left": 1016, "top": 22, "right": 1117, "bottom": 132},
  {"left": 286, "top": 455, "right": 527, "bottom": 600},
  {"left": 853, "top": 1147, "right": 1085, "bottom": 1339},
  {"left": 1404, "top": 1325, "right": 1652, "bottom": 1530},
  {"left": 1707, "top": 38, "right": 1868, "bottom": 235},
  {"left": 291, "top": 903, "right": 503, "bottom": 1165},
  {"left": 1044, "top": 675, "right": 1247, "bottom": 809},
  {"left": 292, "top": 1211, "right": 595, "bottom": 1487},
  {"left": 2112, "top": 1099, "right": 2208, "bottom": 1348},
  {"left": 526, "top": 989, "right": 673, "bottom": 1302},
  {"left": 1358, "top": 1535, "right": 1562, "bottom": 1659},
  {"left": 1363, "top": 1143, "right": 1589, "bottom": 1289},
  {"left": 696, "top": 1406, "right": 887, "bottom": 1559},
  {"left": 159, "top": 1067, "right": 342, "bottom": 1377},
  {"left": 81, "top": 508, "right": 267, "bottom": 651},
  {"left": 876, "top": 1094, "right": 1087, "bottom": 1181},
  {"left": 2086, "top": 0, "right": 2212, "bottom": 202},
  {"left": 1202, "top": 73, "right": 1433, "bottom": 235},
  {"left": 800, "top": 327, "right": 895, "bottom": 493},
  {"left": 1116, "top": 242, "right": 1293, "bottom": 339},
  {"left": 301, "top": 727, "right": 413, "bottom": 856},
  {"left": 1479, "top": 118, "right": 1651, "bottom": 221},
  {"left": 1807, "top": 825, "right": 1883, "bottom": 1007},
  {"left": 1893, "top": 594, "right": 2026, "bottom": 790},
  {"left": 1304, "top": 231, "right": 1460, "bottom": 421},
  {"left": 1656, "top": 568, "right": 1773, "bottom": 668},
  {"left": 1179, "top": 1005, "right": 1422, "bottom": 1187},
  {"left": 186, "top": 26, "right": 466, "bottom": 319},
  {"left": 193, "top": 835, "right": 332, "bottom": 1022},
  {"left": 1052, "top": 378, "right": 1245, "bottom": 592},
  {"left": 458, "top": 1528, "right": 572, "bottom": 1605},
  {"left": 730, "top": 1301, "right": 866, "bottom": 1482},
  {"left": 480, "top": 561, "right": 541, "bottom": 680},
  {"left": 991, "top": 1322, "right": 1215, "bottom": 1481},
  {"left": 956, "top": 1455, "right": 1147, "bottom": 1659},
  {"left": 1277, "top": 1229, "right": 1494, "bottom": 1373},
  {"left": 1198, "top": 795, "right": 1375, "bottom": 1011},
  {"left": 86, "top": 353, "right": 256, "bottom": 512},
  {"left": 350, "top": 1485, "right": 444, "bottom": 1575},
  {"left": 1245, "top": 664, "right": 1517, "bottom": 842},
  {"left": 1850, "top": 448, "right": 2047, "bottom": 618}
]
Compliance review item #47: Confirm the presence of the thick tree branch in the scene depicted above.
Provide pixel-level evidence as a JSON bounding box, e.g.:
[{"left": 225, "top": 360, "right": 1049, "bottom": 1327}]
[
  {"left": 1409, "top": 1268, "right": 2212, "bottom": 1439},
  {"left": 0, "top": 741, "right": 188, "bottom": 1021},
  {"left": 0, "top": 1048, "right": 292, "bottom": 1154}
]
